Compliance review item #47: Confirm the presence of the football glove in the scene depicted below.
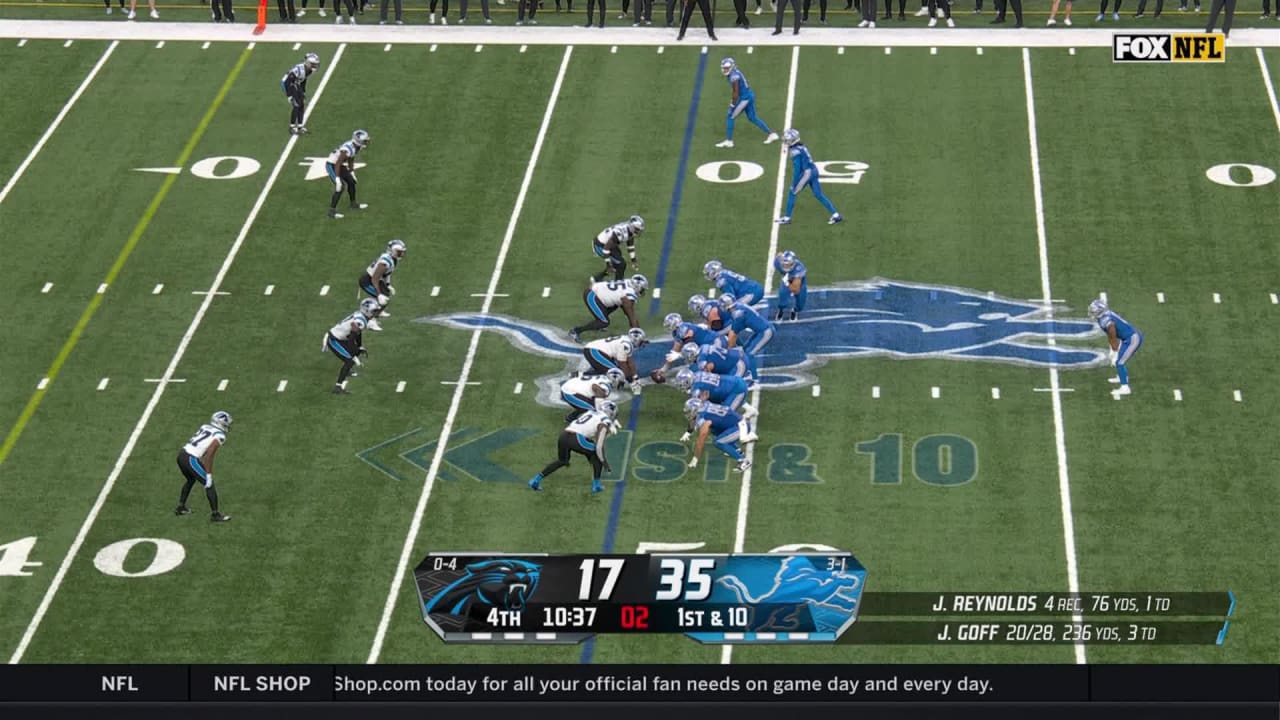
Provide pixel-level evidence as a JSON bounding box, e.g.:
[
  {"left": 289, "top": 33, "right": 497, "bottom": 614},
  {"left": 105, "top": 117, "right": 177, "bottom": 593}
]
[
  {"left": 665, "top": 351, "right": 681, "bottom": 364},
  {"left": 680, "top": 431, "right": 692, "bottom": 443},
  {"left": 630, "top": 381, "right": 643, "bottom": 395},
  {"left": 649, "top": 369, "right": 666, "bottom": 384},
  {"left": 358, "top": 346, "right": 368, "bottom": 357},
  {"left": 377, "top": 294, "right": 390, "bottom": 306},
  {"left": 388, "top": 286, "right": 396, "bottom": 297},
  {"left": 610, "top": 420, "right": 621, "bottom": 434},
  {"left": 688, "top": 456, "right": 698, "bottom": 469},
  {"left": 1108, "top": 348, "right": 1117, "bottom": 367}
]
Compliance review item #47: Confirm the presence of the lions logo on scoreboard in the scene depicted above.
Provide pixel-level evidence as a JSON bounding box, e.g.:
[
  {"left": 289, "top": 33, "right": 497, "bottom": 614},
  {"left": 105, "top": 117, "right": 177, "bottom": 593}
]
[
  {"left": 418, "top": 278, "right": 1106, "bottom": 406},
  {"left": 703, "top": 555, "right": 868, "bottom": 641}
]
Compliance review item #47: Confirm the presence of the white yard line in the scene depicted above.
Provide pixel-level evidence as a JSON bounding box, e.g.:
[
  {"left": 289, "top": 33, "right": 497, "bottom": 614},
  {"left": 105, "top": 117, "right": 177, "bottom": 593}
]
[
  {"left": 0, "top": 40, "right": 118, "bottom": 206},
  {"left": 1022, "top": 47, "right": 1086, "bottom": 665},
  {"left": 1257, "top": 49, "right": 1280, "bottom": 137},
  {"left": 365, "top": 45, "right": 575, "bottom": 664},
  {"left": 721, "top": 44, "right": 800, "bottom": 667},
  {"left": 7, "top": 44, "right": 349, "bottom": 665}
]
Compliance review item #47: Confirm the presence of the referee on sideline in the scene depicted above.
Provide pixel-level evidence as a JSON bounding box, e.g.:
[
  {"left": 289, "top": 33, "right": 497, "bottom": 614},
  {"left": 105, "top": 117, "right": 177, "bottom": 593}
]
[{"left": 676, "top": 0, "right": 718, "bottom": 39}]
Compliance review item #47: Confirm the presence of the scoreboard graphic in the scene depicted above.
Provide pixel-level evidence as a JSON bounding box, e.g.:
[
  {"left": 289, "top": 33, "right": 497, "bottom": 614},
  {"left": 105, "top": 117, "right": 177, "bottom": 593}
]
[{"left": 413, "top": 551, "right": 868, "bottom": 645}]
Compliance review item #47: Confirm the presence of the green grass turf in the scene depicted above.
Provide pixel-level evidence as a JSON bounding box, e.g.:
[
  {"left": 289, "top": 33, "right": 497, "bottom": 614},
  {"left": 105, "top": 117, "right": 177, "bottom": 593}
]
[{"left": 0, "top": 37, "right": 1275, "bottom": 664}]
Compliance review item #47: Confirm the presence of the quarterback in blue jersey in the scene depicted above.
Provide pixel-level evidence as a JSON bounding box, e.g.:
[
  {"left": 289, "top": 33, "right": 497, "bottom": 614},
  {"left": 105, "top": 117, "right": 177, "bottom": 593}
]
[
  {"left": 776, "top": 128, "right": 843, "bottom": 226},
  {"left": 702, "top": 260, "right": 765, "bottom": 305},
  {"left": 1089, "top": 299, "right": 1143, "bottom": 398},
  {"left": 682, "top": 342, "right": 759, "bottom": 384},
  {"left": 773, "top": 249, "right": 807, "bottom": 321},
  {"left": 716, "top": 58, "right": 779, "bottom": 149},
  {"left": 684, "top": 399, "right": 754, "bottom": 472},
  {"left": 721, "top": 293, "right": 776, "bottom": 356}
]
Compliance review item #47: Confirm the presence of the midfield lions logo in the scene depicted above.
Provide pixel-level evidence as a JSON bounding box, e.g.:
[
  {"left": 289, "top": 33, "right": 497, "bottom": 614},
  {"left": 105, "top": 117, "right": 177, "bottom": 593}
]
[
  {"left": 423, "top": 559, "right": 542, "bottom": 616},
  {"left": 417, "top": 279, "right": 1106, "bottom": 407}
]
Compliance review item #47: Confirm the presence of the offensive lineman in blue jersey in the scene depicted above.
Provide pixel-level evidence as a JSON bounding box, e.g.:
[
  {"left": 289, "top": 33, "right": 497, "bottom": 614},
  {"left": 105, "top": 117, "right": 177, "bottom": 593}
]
[
  {"left": 689, "top": 293, "right": 730, "bottom": 333},
  {"left": 1089, "top": 299, "right": 1143, "bottom": 398},
  {"left": 773, "top": 249, "right": 808, "bottom": 321},
  {"left": 652, "top": 312, "right": 723, "bottom": 381},
  {"left": 716, "top": 58, "right": 780, "bottom": 149},
  {"left": 676, "top": 368, "right": 756, "bottom": 415},
  {"left": 684, "top": 399, "right": 753, "bottom": 473},
  {"left": 721, "top": 293, "right": 776, "bottom": 356},
  {"left": 281, "top": 52, "right": 319, "bottom": 136},
  {"left": 682, "top": 342, "right": 759, "bottom": 385},
  {"left": 776, "top": 128, "right": 843, "bottom": 226},
  {"left": 702, "top": 260, "right": 765, "bottom": 306}
]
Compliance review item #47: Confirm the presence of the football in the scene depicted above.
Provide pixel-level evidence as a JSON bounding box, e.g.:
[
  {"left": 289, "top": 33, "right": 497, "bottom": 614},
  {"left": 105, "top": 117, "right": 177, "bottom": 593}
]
[{"left": 649, "top": 369, "right": 666, "bottom": 384}]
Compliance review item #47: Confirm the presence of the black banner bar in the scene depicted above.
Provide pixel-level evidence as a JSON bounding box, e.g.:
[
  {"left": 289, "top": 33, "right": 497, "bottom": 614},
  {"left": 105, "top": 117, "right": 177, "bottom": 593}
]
[{"left": 0, "top": 665, "right": 1274, "bottom": 703}]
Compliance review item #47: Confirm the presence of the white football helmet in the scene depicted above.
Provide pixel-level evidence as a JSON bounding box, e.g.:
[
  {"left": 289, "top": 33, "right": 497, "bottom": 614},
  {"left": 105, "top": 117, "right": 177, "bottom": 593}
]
[
  {"left": 720, "top": 57, "right": 736, "bottom": 75},
  {"left": 702, "top": 260, "right": 723, "bottom": 281},
  {"left": 628, "top": 327, "right": 647, "bottom": 346},
  {"left": 674, "top": 368, "right": 696, "bottom": 391},
  {"left": 210, "top": 411, "right": 233, "bottom": 432},
  {"left": 352, "top": 129, "right": 370, "bottom": 148},
  {"left": 683, "top": 398, "right": 705, "bottom": 419},
  {"left": 688, "top": 294, "right": 708, "bottom": 315},
  {"left": 630, "top": 274, "right": 649, "bottom": 296},
  {"left": 777, "top": 250, "right": 799, "bottom": 272},
  {"left": 663, "top": 313, "right": 683, "bottom": 332},
  {"left": 681, "top": 343, "right": 701, "bottom": 364},
  {"left": 719, "top": 293, "right": 737, "bottom": 311},
  {"left": 605, "top": 367, "right": 627, "bottom": 390},
  {"left": 1088, "top": 299, "right": 1108, "bottom": 319},
  {"left": 597, "top": 399, "right": 619, "bottom": 418},
  {"left": 628, "top": 215, "right": 646, "bottom": 235},
  {"left": 304, "top": 52, "right": 320, "bottom": 69},
  {"left": 782, "top": 128, "right": 800, "bottom": 147},
  {"left": 387, "top": 239, "right": 406, "bottom": 259},
  {"left": 359, "top": 298, "right": 381, "bottom": 318}
]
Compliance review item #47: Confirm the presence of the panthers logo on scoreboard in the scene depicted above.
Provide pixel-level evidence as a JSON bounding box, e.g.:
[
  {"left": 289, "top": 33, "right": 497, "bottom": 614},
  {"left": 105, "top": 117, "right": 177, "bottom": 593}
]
[
  {"left": 1113, "top": 33, "right": 1225, "bottom": 63},
  {"left": 422, "top": 558, "right": 542, "bottom": 616}
]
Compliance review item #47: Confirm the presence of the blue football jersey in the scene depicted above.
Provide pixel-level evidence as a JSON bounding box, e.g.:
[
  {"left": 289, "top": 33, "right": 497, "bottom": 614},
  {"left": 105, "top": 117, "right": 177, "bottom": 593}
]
[
  {"left": 696, "top": 403, "right": 741, "bottom": 434},
  {"left": 730, "top": 304, "right": 770, "bottom": 334},
  {"left": 714, "top": 270, "right": 765, "bottom": 301},
  {"left": 1097, "top": 310, "right": 1137, "bottom": 341},
  {"left": 774, "top": 257, "right": 807, "bottom": 281},
  {"left": 727, "top": 68, "right": 754, "bottom": 98},
  {"left": 789, "top": 142, "right": 818, "bottom": 177},
  {"left": 674, "top": 321, "right": 720, "bottom": 348},
  {"left": 692, "top": 372, "right": 748, "bottom": 404}
]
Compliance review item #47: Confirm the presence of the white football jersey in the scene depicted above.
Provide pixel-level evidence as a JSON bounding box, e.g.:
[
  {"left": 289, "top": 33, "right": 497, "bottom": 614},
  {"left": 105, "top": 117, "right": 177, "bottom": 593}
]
[
  {"left": 589, "top": 280, "right": 637, "bottom": 309},
  {"left": 183, "top": 423, "right": 226, "bottom": 458},
  {"left": 327, "top": 140, "right": 360, "bottom": 165},
  {"left": 330, "top": 311, "right": 367, "bottom": 341},
  {"left": 586, "top": 335, "right": 634, "bottom": 361},
  {"left": 562, "top": 376, "right": 607, "bottom": 400},
  {"left": 597, "top": 223, "right": 636, "bottom": 249},
  {"left": 564, "top": 410, "right": 612, "bottom": 436},
  {"left": 366, "top": 252, "right": 396, "bottom": 279}
]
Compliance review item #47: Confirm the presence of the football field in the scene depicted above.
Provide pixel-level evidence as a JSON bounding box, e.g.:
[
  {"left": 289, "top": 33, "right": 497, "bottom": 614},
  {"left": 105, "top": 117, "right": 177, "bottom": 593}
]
[{"left": 0, "top": 21, "right": 1278, "bottom": 665}]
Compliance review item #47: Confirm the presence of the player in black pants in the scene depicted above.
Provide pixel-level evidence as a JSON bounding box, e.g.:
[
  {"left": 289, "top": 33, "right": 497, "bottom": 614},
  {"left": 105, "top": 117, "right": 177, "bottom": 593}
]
[
  {"left": 677, "top": 0, "right": 718, "bottom": 38},
  {"left": 104, "top": 0, "right": 125, "bottom": 14},
  {"left": 518, "top": 0, "right": 539, "bottom": 22},
  {"left": 990, "top": 0, "right": 1022, "bottom": 24},
  {"left": 733, "top": 0, "right": 750, "bottom": 25},
  {"left": 1203, "top": 0, "right": 1235, "bottom": 35},
  {"left": 773, "top": 0, "right": 800, "bottom": 33},
  {"left": 281, "top": 53, "right": 318, "bottom": 136},
  {"left": 210, "top": 0, "right": 234, "bottom": 21},
  {"left": 527, "top": 402, "right": 617, "bottom": 495},
  {"left": 801, "top": 0, "right": 827, "bottom": 23},
  {"left": 278, "top": 0, "right": 298, "bottom": 21},
  {"left": 927, "top": 0, "right": 952, "bottom": 23},
  {"left": 883, "top": 0, "right": 905, "bottom": 20},
  {"left": 585, "top": 0, "right": 605, "bottom": 26},
  {"left": 1133, "top": 0, "right": 1160, "bottom": 17}
]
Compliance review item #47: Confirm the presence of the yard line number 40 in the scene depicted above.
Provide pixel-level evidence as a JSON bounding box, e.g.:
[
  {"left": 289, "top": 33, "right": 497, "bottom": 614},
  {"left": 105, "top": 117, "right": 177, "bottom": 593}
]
[{"left": 0, "top": 537, "right": 186, "bottom": 578}]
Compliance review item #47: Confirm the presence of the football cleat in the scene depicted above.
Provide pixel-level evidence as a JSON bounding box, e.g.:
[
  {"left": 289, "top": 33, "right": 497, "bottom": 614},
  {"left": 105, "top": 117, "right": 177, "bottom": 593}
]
[
  {"left": 715, "top": 139, "right": 735, "bottom": 148},
  {"left": 328, "top": 210, "right": 344, "bottom": 219},
  {"left": 663, "top": 312, "right": 683, "bottom": 332},
  {"left": 829, "top": 213, "right": 844, "bottom": 225},
  {"left": 742, "top": 431, "right": 759, "bottom": 444},
  {"left": 174, "top": 505, "right": 192, "bottom": 516},
  {"left": 366, "top": 318, "right": 383, "bottom": 332},
  {"left": 789, "top": 309, "right": 798, "bottom": 321},
  {"left": 333, "top": 384, "right": 350, "bottom": 395},
  {"left": 774, "top": 216, "right": 792, "bottom": 225},
  {"left": 591, "top": 479, "right": 604, "bottom": 494},
  {"left": 1111, "top": 385, "right": 1132, "bottom": 398},
  {"left": 211, "top": 512, "right": 232, "bottom": 522},
  {"left": 351, "top": 202, "right": 369, "bottom": 210},
  {"left": 764, "top": 132, "right": 779, "bottom": 144},
  {"left": 1108, "top": 376, "right": 1122, "bottom": 384},
  {"left": 528, "top": 476, "right": 543, "bottom": 491},
  {"left": 734, "top": 459, "right": 752, "bottom": 472}
]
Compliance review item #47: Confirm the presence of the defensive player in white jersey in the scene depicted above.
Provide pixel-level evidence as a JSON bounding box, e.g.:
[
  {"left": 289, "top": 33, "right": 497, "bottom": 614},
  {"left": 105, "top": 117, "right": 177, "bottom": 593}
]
[
  {"left": 175, "top": 411, "right": 233, "bottom": 522},
  {"left": 592, "top": 215, "right": 645, "bottom": 282},
  {"left": 560, "top": 368, "right": 626, "bottom": 422},
  {"left": 325, "top": 298, "right": 378, "bottom": 394},
  {"left": 583, "top": 332, "right": 646, "bottom": 393},
  {"left": 358, "top": 239, "right": 406, "bottom": 331},
  {"left": 326, "top": 129, "right": 370, "bottom": 219},
  {"left": 569, "top": 275, "right": 649, "bottom": 342},
  {"left": 528, "top": 401, "right": 619, "bottom": 495}
]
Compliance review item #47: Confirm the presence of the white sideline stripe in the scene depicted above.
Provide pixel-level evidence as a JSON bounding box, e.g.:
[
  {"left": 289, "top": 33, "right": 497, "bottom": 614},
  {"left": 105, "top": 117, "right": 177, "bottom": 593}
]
[
  {"left": 41, "top": 282, "right": 53, "bottom": 294},
  {"left": 320, "top": 284, "right": 330, "bottom": 296},
  {"left": 1213, "top": 292, "right": 1221, "bottom": 304},
  {"left": 367, "top": 45, "right": 575, "bottom": 665},
  {"left": 513, "top": 382, "right": 523, "bottom": 394},
  {"left": 872, "top": 385, "right": 880, "bottom": 398},
  {"left": 6, "top": 44, "right": 349, "bottom": 665},
  {"left": 1156, "top": 292, "right": 1164, "bottom": 303},
  {"left": 395, "top": 381, "right": 406, "bottom": 393},
  {"left": 2, "top": 22, "right": 1279, "bottom": 48},
  {"left": 1173, "top": 389, "right": 1182, "bottom": 401},
  {"left": 722, "top": 44, "right": 799, "bottom": 668},
  {"left": 1257, "top": 49, "right": 1280, "bottom": 138},
  {"left": 217, "top": 379, "right": 228, "bottom": 391},
  {"left": 97, "top": 378, "right": 109, "bottom": 391},
  {"left": 152, "top": 283, "right": 163, "bottom": 295},
  {"left": 0, "top": 40, "right": 117, "bottom": 206},
  {"left": 264, "top": 284, "right": 274, "bottom": 295},
  {"left": 991, "top": 387, "right": 1000, "bottom": 399},
  {"left": 1233, "top": 389, "right": 1243, "bottom": 402},
  {"left": 1023, "top": 48, "right": 1085, "bottom": 665},
  {"left": 931, "top": 386, "right": 940, "bottom": 399},
  {"left": 277, "top": 380, "right": 288, "bottom": 392}
]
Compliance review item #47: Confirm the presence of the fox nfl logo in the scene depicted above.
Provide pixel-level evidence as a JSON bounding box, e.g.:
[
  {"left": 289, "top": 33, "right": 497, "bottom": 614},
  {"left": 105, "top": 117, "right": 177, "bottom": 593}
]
[{"left": 1113, "top": 33, "right": 1226, "bottom": 63}]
